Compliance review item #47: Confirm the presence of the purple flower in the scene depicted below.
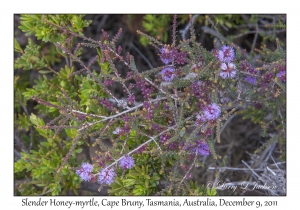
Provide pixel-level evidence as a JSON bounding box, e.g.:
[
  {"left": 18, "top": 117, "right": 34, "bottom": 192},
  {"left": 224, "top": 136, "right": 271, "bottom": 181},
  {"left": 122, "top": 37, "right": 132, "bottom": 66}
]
[
  {"left": 122, "top": 123, "right": 131, "bottom": 134},
  {"left": 143, "top": 101, "right": 151, "bottom": 110},
  {"left": 159, "top": 47, "right": 187, "bottom": 65},
  {"left": 160, "top": 134, "right": 170, "bottom": 144},
  {"left": 277, "top": 70, "right": 286, "bottom": 83},
  {"left": 163, "top": 102, "right": 169, "bottom": 110},
  {"left": 240, "top": 61, "right": 259, "bottom": 84},
  {"left": 113, "top": 127, "right": 122, "bottom": 135},
  {"left": 245, "top": 75, "right": 257, "bottom": 85},
  {"left": 190, "top": 81, "right": 203, "bottom": 99},
  {"left": 159, "top": 47, "right": 173, "bottom": 64},
  {"left": 220, "top": 63, "right": 237, "bottom": 79},
  {"left": 123, "top": 115, "right": 130, "bottom": 122},
  {"left": 136, "top": 145, "right": 148, "bottom": 154},
  {"left": 173, "top": 51, "right": 187, "bottom": 65},
  {"left": 76, "top": 163, "right": 94, "bottom": 182},
  {"left": 255, "top": 102, "right": 262, "bottom": 110},
  {"left": 196, "top": 114, "right": 207, "bottom": 124},
  {"left": 204, "top": 129, "right": 213, "bottom": 137},
  {"left": 152, "top": 123, "right": 161, "bottom": 132},
  {"left": 160, "top": 67, "right": 176, "bottom": 82},
  {"left": 190, "top": 141, "right": 210, "bottom": 156},
  {"left": 76, "top": 113, "right": 86, "bottom": 121},
  {"left": 95, "top": 153, "right": 112, "bottom": 168},
  {"left": 220, "top": 97, "right": 230, "bottom": 104},
  {"left": 261, "top": 72, "right": 274, "bottom": 87},
  {"left": 103, "top": 79, "right": 114, "bottom": 86},
  {"left": 98, "top": 168, "right": 116, "bottom": 185},
  {"left": 135, "top": 79, "right": 154, "bottom": 99},
  {"left": 212, "top": 49, "right": 219, "bottom": 59},
  {"left": 117, "top": 46, "right": 122, "bottom": 54},
  {"left": 127, "top": 94, "right": 135, "bottom": 105},
  {"left": 203, "top": 103, "right": 221, "bottom": 121},
  {"left": 100, "top": 99, "right": 114, "bottom": 110},
  {"left": 218, "top": 45, "right": 235, "bottom": 63},
  {"left": 145, "top": 111, "right": 154, "bottom": 120},
  {"left": 167, "top": 142, "right": 178, "bottom": 150},
  {"left": 119, "top": 155, "right": 135, "bottom": 170},
  {"left": 197, "top": 142, "right": 210, "bottom": 156},
  {"left": 240, "top": 61, "right": 257, "bottom": 74}
]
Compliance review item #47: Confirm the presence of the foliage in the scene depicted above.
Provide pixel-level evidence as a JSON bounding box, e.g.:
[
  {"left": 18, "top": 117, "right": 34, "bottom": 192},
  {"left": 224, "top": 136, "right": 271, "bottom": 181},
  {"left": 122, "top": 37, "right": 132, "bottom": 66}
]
[
  {"left": 14, "top": 14, "right": 285, "bottom": 196},
  {"left": 139, "top": 15, "right": 172, "bottom": 46}
]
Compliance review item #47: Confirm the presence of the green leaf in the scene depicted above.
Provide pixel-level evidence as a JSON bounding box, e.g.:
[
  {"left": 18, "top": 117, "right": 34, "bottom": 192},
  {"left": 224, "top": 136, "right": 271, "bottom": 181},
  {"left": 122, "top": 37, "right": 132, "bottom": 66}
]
[
  {"left": 130, "top": 56, "right": 138, "bottom": 72},
  {"left": 65, "top": 128, "right": 77, "bottom": 138},
  {"left": 40, "top": 142, "right": 51, "bottom": 147},
  {"left": 15, "top": 39, "right": 48, "bottom": 70},
  {"left": 38, "top": 70, "right": 52, "bottom": 74},
  {"left": 123, "top": 179, "right": 136, "bottom": 187},
  {"left": 14, "top": 38, "right": 23, "bottom": 53},
  {"left": 75, "top": 148, "right": 83, "bottom": 154},
  {"left": 30, "top": 113, "right": 45, "bottom": 126},
  {"left": 134, "top": 166, "right": 142, "bottom": 174},
  {"left": 152, "top": 176, "right": 160, "bottom": 181},
  {"left": 145, "top": 179, "right": 149, "bottom": 188},
  {"left": 179, "top": 128, "right": 186, "bottom": 137}
]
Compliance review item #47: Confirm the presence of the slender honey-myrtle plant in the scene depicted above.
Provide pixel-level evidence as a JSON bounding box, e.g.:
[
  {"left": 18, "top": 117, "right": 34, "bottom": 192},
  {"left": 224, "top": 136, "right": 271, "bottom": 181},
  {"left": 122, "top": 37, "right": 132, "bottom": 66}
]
[{"left": 14, "top": 14, "right": 285, "bottom": 196}]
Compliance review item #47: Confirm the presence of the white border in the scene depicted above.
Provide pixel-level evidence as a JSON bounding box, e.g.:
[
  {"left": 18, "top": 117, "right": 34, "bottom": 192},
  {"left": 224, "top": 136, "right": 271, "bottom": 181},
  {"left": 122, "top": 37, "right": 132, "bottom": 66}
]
[{"left": 2, "top": 0, "right": 298, "bottom": 209}]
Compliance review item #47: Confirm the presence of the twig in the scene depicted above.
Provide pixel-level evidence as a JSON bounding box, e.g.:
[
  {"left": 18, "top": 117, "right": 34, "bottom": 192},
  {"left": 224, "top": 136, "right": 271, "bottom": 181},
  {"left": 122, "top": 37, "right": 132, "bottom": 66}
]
[
  {"left": 97, "top": 15, "right": 109, "bottom": 34},
  {"left": 19, "top": 104, "right": 33, "bottom": 151},
  {"left": 70, "top": 109, "right": 106, "bottom": 119},
  {"left": 179, "top": 14, "right": 199, "bottom": 40},
  {"left": 138, "top": 131, "right": 162, "bottom": 151},
  {"left": 105, "top": 45, "right": 177, "bottom": 100},
  {"left": 102, "top": 125, "right": 176, "bottom": 170},
  {"left": 220, "top": 114, "right": 236, "bottom": 135},
  {"left": 39, "top": 190, "right": 51, "bottom": 196},
  {"left": 242, "top": 160, "right": 260, "bottom": 179},
  {"left": 77, "top": 97, "right": 167, "bottom": 132},
  {"left": 14, "top": 149, "right": 21, "bottom": 160},
  {"left": 180, "top": 150, "right": 198, "bottom": 184},
  {"left": 202, "top": 26, "right": 249, "bottom": 58},
  {"left": 251, "top": 23, "right": 259, "bottom": 55},
  {"left": 208, "top": 166, "right": 264, "bottom": 172},
  {"left": 130, "top": 43, "right": 153, "bottom": 69}
]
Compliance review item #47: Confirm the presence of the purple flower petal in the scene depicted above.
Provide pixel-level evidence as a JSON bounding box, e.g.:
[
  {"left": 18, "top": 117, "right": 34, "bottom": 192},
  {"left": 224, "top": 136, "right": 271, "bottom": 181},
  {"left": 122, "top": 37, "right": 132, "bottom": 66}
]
[
  {"left": 245, "top": 76, "right": 257, "bottom": 85},
  {"left": 203, "top": 103, "right": 221, "bottom": 120},
  {"left": 220, "top": 63, "right": 236, "bottom": 79},
  {"left": 76, "top": 163, "right": 94, "bottom": 182},
  {"left": 119, "top": 155, "right": 135, "bottom": 170},
  {"left": 218, "top": 45, "right": 235, "bottom": 63},
  {"left": 160, "top": 67, "right": 176, "bottom": 82},
  {"left": 98, "top": 168, "right": 116, "bottom": 185}
]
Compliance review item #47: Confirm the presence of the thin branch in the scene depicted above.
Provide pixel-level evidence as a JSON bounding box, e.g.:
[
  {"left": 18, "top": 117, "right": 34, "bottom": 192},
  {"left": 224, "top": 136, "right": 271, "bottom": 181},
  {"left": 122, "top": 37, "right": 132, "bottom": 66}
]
[
  {"left": 181, "top": 150, "right": 198, "bottom": 184},
  {"left": 103, "top": 125, "right": 176, "bottom": 170},
  {"left": 179, "top": 14, "right": 199, "bottom": 40},
  {"left": 19, "top": 104, "right": 33, "bottom": 151},
  {"left": 130, "top": 43, "right": 153, "bottom": 69},
  {"left": 208, "top": 166, "right": 264, "bottom": 172},
  {"left": 202, "top": 26, "right": 249, "bottom": 58},
  {"left": 251, "top": 23, "right": 259, "bottom": 55},
  {"left": 77, "top": 97, "right": 167, "bottom": 132},
  {"left": 137, "top": 131, "right": 162, "bottom": 151}
]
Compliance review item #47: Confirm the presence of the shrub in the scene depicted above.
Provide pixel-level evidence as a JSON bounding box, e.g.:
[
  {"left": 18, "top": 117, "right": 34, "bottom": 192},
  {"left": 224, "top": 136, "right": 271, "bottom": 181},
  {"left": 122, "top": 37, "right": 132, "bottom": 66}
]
[{"left": 14, "top": 14, "right": 286, "bottom": 196}]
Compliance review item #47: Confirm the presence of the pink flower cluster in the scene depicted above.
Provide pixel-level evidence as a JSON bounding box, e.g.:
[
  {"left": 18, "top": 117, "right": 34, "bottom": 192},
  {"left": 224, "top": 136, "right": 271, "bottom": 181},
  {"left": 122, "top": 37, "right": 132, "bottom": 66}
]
[
  {"left": 76, "top": 154, "right": 136, "bottom": 185},
  {"left": 159, "top": 46, "right": 187, "bottom": 65},
  {"left": 216, "top": 45, "right": 237, "bottom": 79}
]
